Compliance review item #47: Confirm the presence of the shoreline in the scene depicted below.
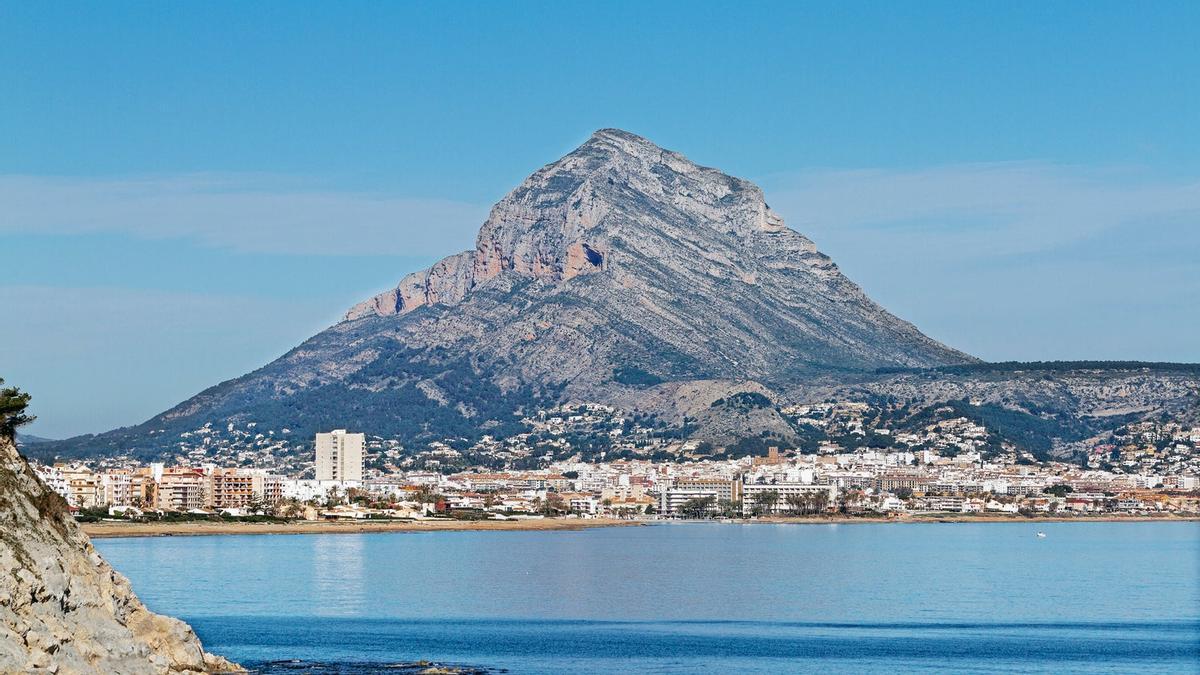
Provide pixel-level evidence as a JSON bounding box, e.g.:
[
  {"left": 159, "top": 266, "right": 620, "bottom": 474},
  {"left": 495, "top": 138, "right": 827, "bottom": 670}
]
[
  {"left": 82, "top": 517, "right": 641, "bottom": 538},
  {"left": 733, "top": 514, "right": 1200, "bottom": 525},
  {"left": 81, "top": 514, "right": 1199, "bottom": 538}
]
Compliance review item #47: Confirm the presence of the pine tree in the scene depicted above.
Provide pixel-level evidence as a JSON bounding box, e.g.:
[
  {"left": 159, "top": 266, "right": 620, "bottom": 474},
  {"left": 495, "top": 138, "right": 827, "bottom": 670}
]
[{"left": 0, "top": 377, "right": 35, "bottom": 437}]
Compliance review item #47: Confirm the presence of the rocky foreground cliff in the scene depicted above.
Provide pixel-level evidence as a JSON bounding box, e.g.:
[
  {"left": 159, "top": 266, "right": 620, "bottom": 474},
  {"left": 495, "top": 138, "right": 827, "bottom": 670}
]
[{"left": 0, "top": 434, "right": 238, "bottom": 673}]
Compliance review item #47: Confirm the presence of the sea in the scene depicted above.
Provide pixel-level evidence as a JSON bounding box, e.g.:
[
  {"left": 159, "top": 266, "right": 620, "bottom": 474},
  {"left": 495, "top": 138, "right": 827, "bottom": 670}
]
[{"left": 94, "top": 521, "right": 1200, "bottom": 674}]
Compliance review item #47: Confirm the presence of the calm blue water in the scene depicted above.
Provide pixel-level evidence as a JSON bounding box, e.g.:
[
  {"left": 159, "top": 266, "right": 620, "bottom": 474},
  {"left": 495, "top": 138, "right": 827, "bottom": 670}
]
[{"left": 95, "top": 522, "right": 1200, "bottom": 673}]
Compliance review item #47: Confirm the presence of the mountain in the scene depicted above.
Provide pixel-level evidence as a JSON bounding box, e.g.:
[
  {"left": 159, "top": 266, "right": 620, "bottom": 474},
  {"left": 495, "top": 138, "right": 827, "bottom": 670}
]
[
  {"left": 15, "top": 433, "right": 57, "bottom": 447},
  {"left": 344, "top": 129, "right": 972, "bottom": 372},
  {"left": 802, "top": 361, "right": 1200, "bottom": 461},
  {"left": 48, "top": 129, "right": 978, "bottom": 459},
  {"left": 0, "top": 434, "right": 238, "bottom": 672}
]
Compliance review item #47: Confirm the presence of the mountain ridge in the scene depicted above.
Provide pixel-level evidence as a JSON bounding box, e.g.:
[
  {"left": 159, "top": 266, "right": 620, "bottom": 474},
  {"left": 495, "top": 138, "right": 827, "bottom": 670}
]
[
  {"left": 340, "top": 128, "right": 973, "bottom": 372},
  {"left": 45, "top": 129, "right": 981, "bottom": 458}
]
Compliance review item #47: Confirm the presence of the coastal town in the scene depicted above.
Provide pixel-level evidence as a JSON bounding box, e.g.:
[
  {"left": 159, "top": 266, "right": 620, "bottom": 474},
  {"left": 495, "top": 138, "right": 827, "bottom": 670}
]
[{"left": 28, "top": 401, "right": 1200, "bottom": 523}]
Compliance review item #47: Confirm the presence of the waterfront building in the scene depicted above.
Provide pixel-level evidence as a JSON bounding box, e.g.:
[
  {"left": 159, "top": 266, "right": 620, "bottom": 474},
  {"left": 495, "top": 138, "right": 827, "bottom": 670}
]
[
  {"left": 661, "top": 487, "right": 723, "bottom": 515},
  {"left": 315, "top": 429, "right": 365, "bottom": 482},
  {"left": 741, "top": 481, "right": 837, "bottom": 516},
  {"left": 251, "top": 471, "right": 285, "bottom": 506},
  {"left": 674, "top": 477, "right": 742, "bottom": 503},
  {"left": 916, "top": 496, "right": 977, "bottom": 512},
  {"left": 155, "top": 467, "right": 208, "bottom": 511},
  {"left": 59, "top": 465, "right": 102, "bottom": 509},
  {"left": 98, "top": 469, "right": 156, "bottom": 507},
  {"left": 281, "top": 478, "right": 362, "bottom": 503},
  {"left": 208, "top": 468, "right": 257, "bottom": 511},
  {"left": 101, "top": 470, "right": 137, "bottom": 507},
  {"left": 661, "top": 477, "right": 742, "bottom": 516},
  {"left": 566, "top": 493, "right": 600, "bottom": 515}
]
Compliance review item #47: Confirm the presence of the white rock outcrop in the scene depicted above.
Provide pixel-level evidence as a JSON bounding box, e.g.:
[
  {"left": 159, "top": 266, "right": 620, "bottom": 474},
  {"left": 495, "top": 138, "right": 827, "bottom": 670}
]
[{"left": 0, "top": 435, "right": 240, "bottom": 674}]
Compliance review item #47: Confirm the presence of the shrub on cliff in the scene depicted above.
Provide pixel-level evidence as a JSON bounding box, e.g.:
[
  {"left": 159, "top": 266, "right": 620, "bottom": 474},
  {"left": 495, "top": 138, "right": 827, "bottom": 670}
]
[{"left": 0, "top": 377, "right": 34, "bottom": 437}]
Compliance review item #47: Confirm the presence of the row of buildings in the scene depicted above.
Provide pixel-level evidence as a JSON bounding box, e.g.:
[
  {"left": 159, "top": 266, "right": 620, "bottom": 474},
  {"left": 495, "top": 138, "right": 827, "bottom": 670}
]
[
  {"left": 77, "top": 396, "right": 1200, "bottom": 486},
  {"left": 32, "top": 425, "right": 1200, "bottom": 519},
  {"left": 35, "top": 463, "right": 285, "bottom": 512}
]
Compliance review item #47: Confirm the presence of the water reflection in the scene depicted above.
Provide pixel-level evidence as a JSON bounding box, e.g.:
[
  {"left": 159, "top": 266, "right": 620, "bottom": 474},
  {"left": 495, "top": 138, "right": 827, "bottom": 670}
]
[
  {"left": 97, "top": 522, "right": 1200, "bottom": 625},
  {"left": 95, "top": 523, "right": 1200, "bottom": 674},
  {"left": 311, "top": 534, "right": 366, "bottom": 617}
]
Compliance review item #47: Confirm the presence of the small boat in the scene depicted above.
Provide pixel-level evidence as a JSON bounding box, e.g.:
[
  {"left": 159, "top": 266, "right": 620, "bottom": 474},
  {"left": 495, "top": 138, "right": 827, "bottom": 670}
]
[{"left": 1036, "top": 531, "right": 1047, "bottom": 538}]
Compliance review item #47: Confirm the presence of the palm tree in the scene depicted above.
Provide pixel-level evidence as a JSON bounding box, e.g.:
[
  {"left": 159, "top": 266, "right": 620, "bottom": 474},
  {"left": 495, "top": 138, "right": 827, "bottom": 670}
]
[
  {"left": 544, "top": 492, "right": 565, "bottom": 516},
  {"left": 680, "top": 496, "right": 716, "bottom": 519},
  {"left": 277, "top": 497, "right": 304, "bottom": 519},
  {"left": 842, "top": 490, "right": 865, "bottom": 514},
  {"left": 752, "top": 490, "right": 780, "bottom": 516},
  {"left": 325, "top": 485, "right": 342, "bottom": 507}
]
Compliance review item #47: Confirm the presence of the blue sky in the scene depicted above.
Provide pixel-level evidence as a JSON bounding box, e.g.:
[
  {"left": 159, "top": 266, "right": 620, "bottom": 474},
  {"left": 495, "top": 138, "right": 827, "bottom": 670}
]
[{"left": 2, "top": 1, "right": 1197, "bottom": 438}]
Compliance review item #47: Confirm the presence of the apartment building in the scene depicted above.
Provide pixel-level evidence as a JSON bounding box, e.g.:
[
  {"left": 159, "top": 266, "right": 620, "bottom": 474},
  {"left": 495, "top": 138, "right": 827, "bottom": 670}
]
[
  {"left": 661, "top": 477, "right": 742, "bottom": 515},
  {"left": 661, "top": 487, "right": 724, "bottom": 515},
  {"left": 916, "top": 496, "right": 984, "bottom": 513},
  {"left": 875, "top": 472, "right": 932, "bottom": 493},
  {"left": 58, "top": 465, "right": 102, "bottom": 509},
  {"left": 33, "top": 464, "right": 70, "bottom": 502},
  {"left": 929, "top": 481, "right": 985, "bottom": 495},
  {"left": 103, "top": 471, "right": 134, "bottom": 506},
  {"left": 741, "top": 481, "right": 837, "bottom": 516},
  {"left": 315, "top": 429, "right": 365, "bottom": 482},
  {"left": 674, "top": 477, "right": 742, "bottom": 503},
  {"left": 208, "top": 468, "right": 256, "bottom": 510},
  {"left": 101, "top": 470, "right": 155, "bottom": 507},
  {"left": 156, "top": 468, "right": 207, "bottom": 511},
  {"left": 252, "top": 472, "right": 285, "bottom": 505}
]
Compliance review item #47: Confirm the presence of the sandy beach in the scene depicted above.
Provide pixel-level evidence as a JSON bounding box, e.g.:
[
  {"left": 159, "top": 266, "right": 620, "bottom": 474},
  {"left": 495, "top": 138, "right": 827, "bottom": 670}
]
[
  {"left": 80, "top": 513, "right": 1199, "bottom": 538},
  {"left": 82, "top": 517, "right": 642, "bottom": 538}
]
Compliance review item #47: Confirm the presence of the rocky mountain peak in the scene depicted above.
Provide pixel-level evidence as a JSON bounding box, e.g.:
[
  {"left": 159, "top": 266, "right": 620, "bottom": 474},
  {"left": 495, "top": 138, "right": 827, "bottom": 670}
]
[
  {"left": 348, "top": 129, "right": 802, "bottom": 320},
  {"left": 576, "top": 127, "right": 668, "bottom": 160}
]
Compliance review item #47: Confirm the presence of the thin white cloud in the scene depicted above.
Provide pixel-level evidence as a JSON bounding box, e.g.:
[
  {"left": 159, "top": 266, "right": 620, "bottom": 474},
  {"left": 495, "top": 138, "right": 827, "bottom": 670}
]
[
  {"left": 0, "top": 174, "right": 488, "bottom": 256},
  {"left": 758, "top": 162, "right": 1200, "bottom": 363},
  {"left": 763, "top": 163, "right": 1200, "bottom": 261}
]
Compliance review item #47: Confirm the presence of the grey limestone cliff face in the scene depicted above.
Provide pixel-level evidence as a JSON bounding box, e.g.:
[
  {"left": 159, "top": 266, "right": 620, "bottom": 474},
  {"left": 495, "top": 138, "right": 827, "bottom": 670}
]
[
  {"left": 0, "top": 435, "right": 239, "bottom": 674},
  {"left": 344, "top": 129, "right": 974, "bottom": 381}
]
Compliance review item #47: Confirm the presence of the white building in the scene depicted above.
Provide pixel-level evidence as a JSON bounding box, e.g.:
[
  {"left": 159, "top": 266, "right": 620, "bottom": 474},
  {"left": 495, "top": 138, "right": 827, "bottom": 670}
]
[
  {"left": 741, "top": 482, "right": 837, "bottom": 516},
  {"left": 315, "top": 429, "right": 365, "bottom": 482},
  {"left": 33, "top": 464, "right": 70, "bottom": 502},
  {"left": 661, "top": 488, "right": 723, "bottom": 516},
  {"left": 568, "top": 495, "right": 600, "bottom": 515},
  {"left": 282, "top": 479, "right": 363, "bottom": 503},
  {"left": 102, "top": 472, "right": 135, "bottom": 507}
]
